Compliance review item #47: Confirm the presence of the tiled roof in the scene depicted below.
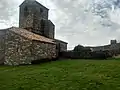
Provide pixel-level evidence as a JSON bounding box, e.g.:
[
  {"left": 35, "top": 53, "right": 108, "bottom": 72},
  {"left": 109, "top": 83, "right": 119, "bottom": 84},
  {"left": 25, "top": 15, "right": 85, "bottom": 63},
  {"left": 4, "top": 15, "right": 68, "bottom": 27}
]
[{"left": 9, "top": 27, "right": 55, "bottom": 44}]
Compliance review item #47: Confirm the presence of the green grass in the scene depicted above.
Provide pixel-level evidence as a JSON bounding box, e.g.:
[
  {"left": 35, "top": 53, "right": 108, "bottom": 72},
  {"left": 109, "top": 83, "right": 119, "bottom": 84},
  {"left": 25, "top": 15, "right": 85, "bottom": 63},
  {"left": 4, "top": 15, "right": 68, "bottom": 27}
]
[{"left": 1, "top": 59, "right": 120, "bottom": 90}]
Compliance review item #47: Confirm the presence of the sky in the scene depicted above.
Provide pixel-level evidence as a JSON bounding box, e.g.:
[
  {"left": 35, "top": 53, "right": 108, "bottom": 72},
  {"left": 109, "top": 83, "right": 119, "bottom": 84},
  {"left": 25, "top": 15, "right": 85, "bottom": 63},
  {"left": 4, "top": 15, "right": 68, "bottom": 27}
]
[{"left": 0, "top": 0, "right": 120, "bottom": 50}]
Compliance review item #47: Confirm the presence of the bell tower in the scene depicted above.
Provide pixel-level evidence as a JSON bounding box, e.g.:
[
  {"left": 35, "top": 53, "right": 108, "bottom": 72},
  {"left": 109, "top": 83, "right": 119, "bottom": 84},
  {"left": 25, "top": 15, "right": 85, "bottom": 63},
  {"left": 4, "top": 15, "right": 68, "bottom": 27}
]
[
  {"left": 19, "top": 0, "right": 49, "bottom": 34},
  {"left": 19, "top": 0, "right": 55, "bottom": 39}
]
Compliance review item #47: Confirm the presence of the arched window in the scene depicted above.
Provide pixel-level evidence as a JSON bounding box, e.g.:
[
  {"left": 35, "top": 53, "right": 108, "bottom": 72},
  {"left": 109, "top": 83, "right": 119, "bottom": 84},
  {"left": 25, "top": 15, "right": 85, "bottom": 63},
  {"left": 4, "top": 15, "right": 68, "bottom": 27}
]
[{"left": 24, "top": 6, "right": 29, "bottom": 17}]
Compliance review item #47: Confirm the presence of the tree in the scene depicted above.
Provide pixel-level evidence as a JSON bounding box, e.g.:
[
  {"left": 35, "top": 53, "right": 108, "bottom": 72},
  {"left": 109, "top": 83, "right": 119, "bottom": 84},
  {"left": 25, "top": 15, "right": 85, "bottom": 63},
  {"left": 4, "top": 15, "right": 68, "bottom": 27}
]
[
  {"left": 73, "top": 45, "right": 92, "bottom": 59},
  {"left": 73, "top": 45, "right": 84, "bottom": 52}
]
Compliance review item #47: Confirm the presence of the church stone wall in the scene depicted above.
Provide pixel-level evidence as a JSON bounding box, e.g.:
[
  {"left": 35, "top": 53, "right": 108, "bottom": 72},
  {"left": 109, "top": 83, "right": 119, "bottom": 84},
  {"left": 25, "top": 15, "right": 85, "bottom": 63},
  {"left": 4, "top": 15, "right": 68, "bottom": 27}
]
[
  {"left": 59, "top": 42, "right": 67, "bottom": 52},
  {"left": 0, "top": 30, "right": 6, "bottom": 64},
  {"left": 21, "top": 14, "right": 34, "bottom": 29},
  {"left": 33, "top": 2, "right": 49, "bottom": 20},
  {"left": 56, "top": 40, "right": 68, "bottom": 52},
  {"left": 19, "top": 1, "right": 49, "bottom": 33},
  {"left": 32, "top": 41, "right": 56, "bottom": 61},
  {"left": 4, "top": 30, "right": 56, "bottom": 66},
  {"left": 5, "top": 30, "right": 32, "bottom": 65},
  {"left": 48, "top": 20, "right": 55, "bottom": 39}
]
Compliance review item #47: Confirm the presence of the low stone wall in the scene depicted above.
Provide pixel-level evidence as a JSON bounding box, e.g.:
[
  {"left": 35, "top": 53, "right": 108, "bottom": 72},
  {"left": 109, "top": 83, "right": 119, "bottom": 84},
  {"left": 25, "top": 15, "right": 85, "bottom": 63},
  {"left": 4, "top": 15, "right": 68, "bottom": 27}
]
[{"left": 60, "top": 51, "right": 113, "bottom": 59}]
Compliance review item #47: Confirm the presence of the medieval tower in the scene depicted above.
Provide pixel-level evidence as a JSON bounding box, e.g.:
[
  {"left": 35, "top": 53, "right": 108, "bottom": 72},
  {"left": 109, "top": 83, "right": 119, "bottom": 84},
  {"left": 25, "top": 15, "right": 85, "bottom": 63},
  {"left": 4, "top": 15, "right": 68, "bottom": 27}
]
[{"left": 19, "top": 0, "right": 55, "bottom": 39}]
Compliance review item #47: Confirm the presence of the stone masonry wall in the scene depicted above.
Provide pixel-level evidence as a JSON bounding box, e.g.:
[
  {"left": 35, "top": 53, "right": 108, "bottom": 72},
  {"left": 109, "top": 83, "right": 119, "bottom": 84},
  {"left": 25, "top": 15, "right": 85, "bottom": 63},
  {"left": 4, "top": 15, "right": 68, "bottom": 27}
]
[
  {"left": 56, "top": 40, "right": 68, "bottom": 52},
  {"left": 0, "top": 30, "right": 6, "bottom": 64},
  {"left": 5, "top": 30, "right": 32, "bottom": 65},
  {"left": 32, "top": 41, "right": 56, "bottom": 61},
  {"left": 59, "top": 42, "right": 67, "bottom": 52},
  {"left": 4, "top": 30, "right": 57, "bottom": 65},
  {"left": 19, "top": 0, "right": 49, "bottom": 32},
  {"left": 48, "top": 20, "right": 55, "bottom": 39}
]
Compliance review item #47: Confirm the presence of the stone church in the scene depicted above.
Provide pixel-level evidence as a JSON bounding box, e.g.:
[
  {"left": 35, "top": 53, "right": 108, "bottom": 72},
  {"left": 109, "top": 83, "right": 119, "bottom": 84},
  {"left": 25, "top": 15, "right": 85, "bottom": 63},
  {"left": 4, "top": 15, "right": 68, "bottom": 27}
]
[{"left": 0, "top": 0, "right": 68, "bottom": 65}]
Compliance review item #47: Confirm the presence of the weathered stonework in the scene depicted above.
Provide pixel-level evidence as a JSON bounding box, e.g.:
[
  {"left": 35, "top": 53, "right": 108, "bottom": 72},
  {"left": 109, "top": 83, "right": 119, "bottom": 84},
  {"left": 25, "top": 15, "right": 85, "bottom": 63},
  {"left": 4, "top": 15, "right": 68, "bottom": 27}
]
[
  {"left": 19, "top": 0, "right": 49, "bottom": 36},
  {"left": 32, "top": 41, "right": 56, "bottom": 60},
  {"left": 0, "top": 30, "right": 6, "bottom": 64},
  {"left": 48, "top": 20, "right": 55, "bottom": 39},
  {"left": 3, "top": 27, "right": 57, "bottom": 65},
  {"left": 5, "top": 30, "right": 32, "bottom": 65},
  {"left": 55, "top": 39, "right": 68, "bottom": 52},
  {"left": 19, "top": 0, "right": 56, "bottom": 39}
]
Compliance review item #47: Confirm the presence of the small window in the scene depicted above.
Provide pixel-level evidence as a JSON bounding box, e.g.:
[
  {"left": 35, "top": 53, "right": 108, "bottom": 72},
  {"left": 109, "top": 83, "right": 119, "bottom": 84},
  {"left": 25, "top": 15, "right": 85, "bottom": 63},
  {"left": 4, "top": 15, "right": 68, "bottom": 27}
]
[
  {"left": 41, "top": 19, "right": 45, "bottom": 35},
  {"left": 40, "top": 8, "right": 43, "bottom": 13},
  {"left": 24, "top": 6, "right": 29, "bottom": 17},
  {"left": 24, "top": 6, "right": 28, "bottom": 12}
]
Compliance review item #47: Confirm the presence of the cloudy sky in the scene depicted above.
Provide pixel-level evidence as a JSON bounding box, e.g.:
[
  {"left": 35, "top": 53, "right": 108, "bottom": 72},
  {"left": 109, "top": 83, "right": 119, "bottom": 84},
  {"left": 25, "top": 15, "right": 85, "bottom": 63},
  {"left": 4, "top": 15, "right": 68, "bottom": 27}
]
[{"left": 0, "top": 0, "right": 120, "bottom": 49}]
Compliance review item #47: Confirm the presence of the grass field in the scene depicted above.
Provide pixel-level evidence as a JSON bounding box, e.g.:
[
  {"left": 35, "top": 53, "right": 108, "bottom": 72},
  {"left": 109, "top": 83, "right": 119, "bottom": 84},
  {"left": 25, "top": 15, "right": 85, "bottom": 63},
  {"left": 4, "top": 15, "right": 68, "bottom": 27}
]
[{"left": 1, "top": 59, "right": 120, "bottom": 90}]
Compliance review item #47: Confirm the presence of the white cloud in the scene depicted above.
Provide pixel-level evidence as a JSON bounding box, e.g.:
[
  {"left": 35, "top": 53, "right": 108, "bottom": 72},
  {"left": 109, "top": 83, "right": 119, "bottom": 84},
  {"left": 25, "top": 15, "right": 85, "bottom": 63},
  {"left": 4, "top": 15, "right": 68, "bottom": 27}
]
[
  {"left": 0, "top": 0, "right": 120, "bottom": 50},
  {"left": 51, "top": 0, "right": 120, "bottom": 49}
]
